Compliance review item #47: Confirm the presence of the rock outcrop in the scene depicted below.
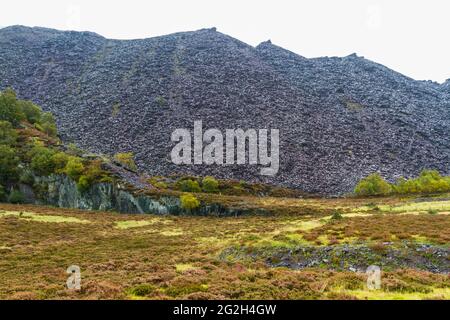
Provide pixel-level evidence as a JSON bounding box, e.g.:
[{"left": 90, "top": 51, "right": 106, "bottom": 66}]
[
  {"left": 1, "top": 25, "right": 449, "bottom": 195},
  {"left": 26, "top": 174, "right": 259, "bottom": 216}
]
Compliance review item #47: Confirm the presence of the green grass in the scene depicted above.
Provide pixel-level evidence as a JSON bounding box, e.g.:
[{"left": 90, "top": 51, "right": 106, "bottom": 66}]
[
  {"left": 281, "top": 219, "right": 325, "bottom": 231},
  {"left": 160, "top": 228, "right": 184, "bottom": 236},
  {"left": 353, "top": 200, "right": 450, "bottom": 214},
  {"left": 175, "top": 264, "right": 197, "bottom": 273},
  {"left": 343, "top": 288, "right": 450, "bottom": 300},
  {"left": 114, "top": 220, "right": 154, "bottom": 229},
  {"left": 0, "top": 211, "right": 90, "bottom": 224}
]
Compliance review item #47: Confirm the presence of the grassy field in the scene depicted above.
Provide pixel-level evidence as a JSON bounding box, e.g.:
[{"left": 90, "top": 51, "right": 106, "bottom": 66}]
[{"left": 0, "top": 194, "right": 449, "bottom": 300}]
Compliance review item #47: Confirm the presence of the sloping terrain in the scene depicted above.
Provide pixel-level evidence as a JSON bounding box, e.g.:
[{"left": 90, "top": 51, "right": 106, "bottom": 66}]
[{"left": 0, "top": 25, "right": 449, "bottom": 195}]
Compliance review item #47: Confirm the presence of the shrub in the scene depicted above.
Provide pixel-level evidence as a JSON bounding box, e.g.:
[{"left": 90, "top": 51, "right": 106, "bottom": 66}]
[
  {"left": 0, "top": 145, "right": 19, "bottom": 183},
  {"left": 19, "top": 169, "right": 35, "bottom": 185},
  {"left": 30, "top": 147, "right": 57, "bottom": 176},
  {"left": 76, "top": 160, "right": 108, "bottom": 191},
  {"left": 64, "top": 157, "right": 84, "bottom": 180},
  {"left": 394, "top": 170, "right": 450, "bottom": 195},
  {"left": 113, "top": 152, "right": 137, "bottom": 171},
  {"left": 77, "top": 175, "right": 91, "bottom": 192},
  {"left": 178, "top": 179, "right": 201, "bottom": 193},
  {"left": 231, "top": 185, "right": 246, "bottom": 195},
  {"left": 354, "top": 173, "right": 392, "bottom": 196},
  {"left": 415, "top": 170, "right": 450, "bottom": 194},
  {"left": 22, "top": 139, "right": 43, "bottom": 162},
  {"left": 180, "top": 193, "right": 200, "bottom": 211},
  {"left": 331, "top": 210, "right": 343, "bottom": 220},
  {"left": 0, "top": 120, "right": 18, "bottom": 145},
  {"left": 0, "top": 88, "right": 25, "bottom": 126},
  {"left": 0, "top": 185, "right": 6, "bottom": 201},
  {"left": 8, "top": 190, "right": 25, "bottom": 204},
  {"left": 152, "top": 180, "right": 168, "bottom": 189},
  {"left": 85, "top": 160, "right": 106, "bottom": 181},
  {"left": 52, "top": 152, "right": 70, "bottom": 173},
  {"left": 19, "top": 100, "right": 42, "bottom": 124},
  {"left": 34, "top": 123, "right": 44, "bottom": 131},
  {"left": 129, "top": 284, "right": 155, "bottom": 297},
  {"left": 148, "top": 176, "right": 169, "bottom": 189},
  {"left": 394, "top": 177, "right": 420, "bottom": 194},
  {"left": 66, "top": 143, "right": 84, "bottom": 156},
  {"left": 202, "top": 176, "right": 219, "bottom": 193},
  {"left": 39, "top": 112, "right": 57, "bottom": 137}
]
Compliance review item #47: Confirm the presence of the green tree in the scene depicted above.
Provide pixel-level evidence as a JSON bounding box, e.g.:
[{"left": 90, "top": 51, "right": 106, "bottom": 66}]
[
  {"left": 19, "top": 169, "right": 35, "bottom": 185},
  {"left": 0, "top": 88, "right": 25, "bottom": 126},
  {"left": 19, "top": 100, "right": 42, "bottom": 124},
  {"left": 394, "top": 170, "right": 450, "bottom": 195},
  {"left": 39, "top": 112, "right": 57, "bottom": 137},
  {"left": 178, "top": 179, "right": 201, "bottom": 192},
  {"left": 0, "top": 145, "right": 19, "bottom": 183},
  {"left": 394, "top": 177, "right": 420, "bottom": 194},
  {"left": 0, "top": 120, "right": 18, "bottom": 145},
  {"left": 30, "top": 146, "right": 57, "bottom": 176},
  {"left": 0, "top": 184, "right": 6, "bottom": 201},
  {"left": 202, "top": 176, "right": 219, "bottom": 193},
  {"left": 180, "top": 193, "right": 200, "bottom": 211},
  {"left": 415, "top": 170, "right": 449, "bottom": 194},
  {"left": 77, "top": 175, "right": 91, "bottom": 192},
  {"left": 354, "top": 173, "right": 392, "bottom": 196},
  {"left": 77, "top": 160, "right": 108, "bottom": 192},
  {"left": 64, "top": 157, "right": 84, "bottom": 180},
  {"left": 8, "top": 190, "right": 24, "bottom": 204},
  {"left": 445, "top": 176, "right": 450, "bottom": 188},
  {"left": 52, "top": 152, "right": 70, "bottom": 173}
]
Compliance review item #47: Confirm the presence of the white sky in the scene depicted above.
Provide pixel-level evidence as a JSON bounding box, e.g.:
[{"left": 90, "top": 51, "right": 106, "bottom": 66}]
[{"left": 1, "top": 0, "right": 449, "bottom": 83}]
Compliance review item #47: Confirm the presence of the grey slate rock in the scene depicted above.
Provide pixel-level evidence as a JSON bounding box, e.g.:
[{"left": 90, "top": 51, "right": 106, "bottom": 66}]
[{"left": 0, "top": 25, "right": 449, "bottom": 195}]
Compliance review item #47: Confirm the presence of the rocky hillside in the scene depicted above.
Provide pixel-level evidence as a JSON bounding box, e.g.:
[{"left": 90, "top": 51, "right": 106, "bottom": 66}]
[{"left": 0, "top": 25, "right": 449, "bottom": 195}]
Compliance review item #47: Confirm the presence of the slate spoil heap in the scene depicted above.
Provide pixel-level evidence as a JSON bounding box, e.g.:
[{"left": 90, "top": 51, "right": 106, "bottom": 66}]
[{"left": 0, "top": 26, "right": 449, "bottom": 195}]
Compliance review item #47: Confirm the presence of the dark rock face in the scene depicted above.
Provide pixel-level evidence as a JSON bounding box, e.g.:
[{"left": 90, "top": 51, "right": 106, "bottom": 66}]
[
  {"left": 31, "top": 174, "right": 261, "bottom": 216},
  {"left": 0, "top": 25, "right": 449, "bottom": 195}
]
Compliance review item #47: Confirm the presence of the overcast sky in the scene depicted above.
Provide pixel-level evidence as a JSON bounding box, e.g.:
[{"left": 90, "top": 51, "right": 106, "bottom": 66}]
[{"left": 1, "top": 0, "right": 449, "bottom": 83}]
